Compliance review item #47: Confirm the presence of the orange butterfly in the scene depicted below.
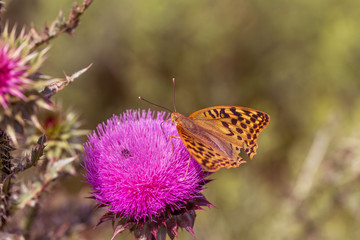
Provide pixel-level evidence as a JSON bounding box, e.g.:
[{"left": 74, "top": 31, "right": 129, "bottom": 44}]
[
  {"left": 139, "top": 79, "right": 270, "bottom": 172},
  {"left": 171, "top": 106, "right": 270, "bottom": 171}
]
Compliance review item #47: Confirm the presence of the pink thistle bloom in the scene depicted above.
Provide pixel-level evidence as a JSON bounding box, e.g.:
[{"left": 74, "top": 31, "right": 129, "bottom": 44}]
[
  {"left": 83, "top": 109, "right": 212, "bottom": 239},
  {"left": 0, "top": 42, "right": 32, "bottom": 109}
]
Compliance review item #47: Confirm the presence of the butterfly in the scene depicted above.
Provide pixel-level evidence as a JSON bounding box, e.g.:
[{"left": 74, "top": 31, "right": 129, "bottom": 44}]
[{"left": 171, "top": 106, "right": 270, "bottom": 171}]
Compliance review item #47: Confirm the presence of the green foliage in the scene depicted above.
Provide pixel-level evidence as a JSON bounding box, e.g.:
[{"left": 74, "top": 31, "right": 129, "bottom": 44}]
[{"left": 0, "top": 0, "right": 92, "bottom": 239}]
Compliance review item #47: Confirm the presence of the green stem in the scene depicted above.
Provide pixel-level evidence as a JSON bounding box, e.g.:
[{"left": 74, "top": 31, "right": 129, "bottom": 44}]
[{"left": 22, "top": 203, "right": 40, "bottom": 239}]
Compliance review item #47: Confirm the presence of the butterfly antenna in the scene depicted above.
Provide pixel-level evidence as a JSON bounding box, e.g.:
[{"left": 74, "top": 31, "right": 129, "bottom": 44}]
[
  {"left": 172, "top": 78, "right": 177, "bottom": 113},
  {"left": 138, "top": 96, "right": 172, "bottom": 113}
]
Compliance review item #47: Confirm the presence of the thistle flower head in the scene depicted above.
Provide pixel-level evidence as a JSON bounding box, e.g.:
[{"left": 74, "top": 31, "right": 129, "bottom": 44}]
[
  {"left": 0, "top": 24, "right": 48, "bottom": 109},
  {"left": 0, "top": 24, "right": 53, "bottom": 144},
  {"left": 0, "top": 41, "right": 31, "bottom": 109},
  {"left": 83, "top": 109, "right": 212, "bottom": 239}
]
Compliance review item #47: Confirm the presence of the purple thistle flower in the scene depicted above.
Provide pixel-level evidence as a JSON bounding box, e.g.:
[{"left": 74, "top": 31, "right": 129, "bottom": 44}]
[
  {"left": 83, "top": 109, "right": 213, "bottom": 239},
  {"left": 0, "top": 42, "right": 32, "bottom": 109}
]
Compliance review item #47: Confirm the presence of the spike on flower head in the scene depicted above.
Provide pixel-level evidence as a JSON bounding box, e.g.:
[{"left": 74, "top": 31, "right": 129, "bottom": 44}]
[{"left": 83, "top": 109, "right": 213, "bottom": 239}]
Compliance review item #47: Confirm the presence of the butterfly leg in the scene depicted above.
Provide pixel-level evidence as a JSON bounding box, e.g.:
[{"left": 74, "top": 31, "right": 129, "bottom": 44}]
[
  {"left": 160, "top": 119, "right": 172, "bottom": 139},
  {"left": 170, "top": 135, "right": 181, "bottom": 155},
  {"left": 169, "top": 135, "right": 191, "bottom": 180},
  {"left": 182, "top": 155, "right": 192, "bottom": 181}
]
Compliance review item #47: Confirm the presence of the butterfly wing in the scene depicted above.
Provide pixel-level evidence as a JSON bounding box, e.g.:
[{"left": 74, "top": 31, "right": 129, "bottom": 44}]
[
  {"left": 188, "top": 106, "right": 270, "bottom": 160},
  {"left": 175, "top": 122, "right": 246, "bottom": 171}
]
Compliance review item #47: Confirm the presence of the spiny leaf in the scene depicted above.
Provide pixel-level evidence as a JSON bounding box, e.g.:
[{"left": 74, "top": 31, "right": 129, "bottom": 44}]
[{"left": 41, "top": 63, "right": 92, "bottom": 98}]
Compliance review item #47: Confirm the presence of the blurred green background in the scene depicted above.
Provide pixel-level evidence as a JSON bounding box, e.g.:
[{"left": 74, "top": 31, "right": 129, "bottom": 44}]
[{"left": 4, "top": 0, "right": 360, "bottom": 239}]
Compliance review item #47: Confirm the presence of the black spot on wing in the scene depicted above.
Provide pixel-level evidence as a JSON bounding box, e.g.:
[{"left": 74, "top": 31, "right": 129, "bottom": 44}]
[
  {"left": 256, "top": 111, "right": 264, "bottom": 117},
  {"left": 242, "top": 110, "right": 252, "bottom": 116},
  {"left": 222, "top": 121, "right": 229, "bottom": 128},
  {"left": 226, "top": 130, "right": 235, "bottom": 136},
  {"left": 208, "top": 152, "right": 215, "bottom": 156},
  {"left": 208, "top": 110, "right": 216, "bottom": 119},
  {"left": 230, "top": 107, "right": 241, "bottom": 118},
  {"left": 220, "top": 108, "right": 230, "bottom": 118},
  {"left": 236, "top": 128, "right": 243, "bottom": 134}
]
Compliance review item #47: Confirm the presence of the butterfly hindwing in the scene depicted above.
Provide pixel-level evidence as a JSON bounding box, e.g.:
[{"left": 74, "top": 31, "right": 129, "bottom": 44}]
[{"left": 176, "top": 123, "right": 246, "bottom": 171}]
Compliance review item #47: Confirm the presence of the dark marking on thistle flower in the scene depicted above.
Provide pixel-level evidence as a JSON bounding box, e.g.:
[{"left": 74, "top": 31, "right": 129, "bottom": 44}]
[{"left": 121, "top": 149, "right": 132, "bottom": 158}]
